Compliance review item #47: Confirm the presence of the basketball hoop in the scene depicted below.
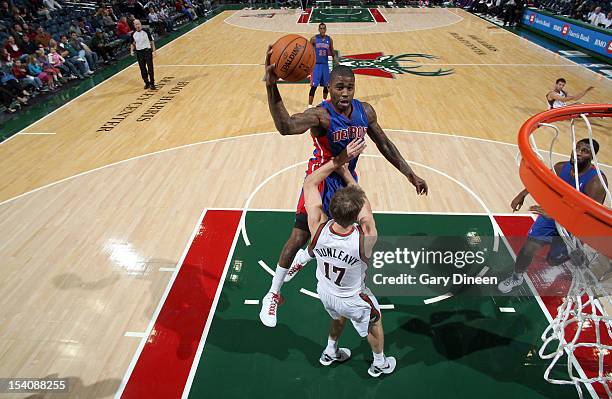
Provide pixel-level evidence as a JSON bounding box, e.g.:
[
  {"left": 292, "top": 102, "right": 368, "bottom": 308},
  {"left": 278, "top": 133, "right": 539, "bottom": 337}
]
[{"left": 518, "top": 104, "right": 612, "bottom": 398}]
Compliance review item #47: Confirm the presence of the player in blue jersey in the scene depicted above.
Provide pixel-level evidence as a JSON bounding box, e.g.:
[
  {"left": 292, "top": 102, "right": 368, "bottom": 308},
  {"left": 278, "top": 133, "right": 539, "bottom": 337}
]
[
  {"left": 260, "top": 46, "right": 428, "bottom": 327},
  {"left": 498, "top": 138, "right": 608, "bottom": 293},
  {"left": 309, "top": 23, "right": 337, "bottom": 107}
]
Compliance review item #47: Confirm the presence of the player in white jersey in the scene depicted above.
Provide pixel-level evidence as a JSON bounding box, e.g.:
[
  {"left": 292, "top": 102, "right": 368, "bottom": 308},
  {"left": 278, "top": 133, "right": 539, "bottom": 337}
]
[
  {"left": 546, "top": 78, "right": 593, "bottom": 109},
  {"left": 290, "top": 138, "right": 396, "bottom": 378}
]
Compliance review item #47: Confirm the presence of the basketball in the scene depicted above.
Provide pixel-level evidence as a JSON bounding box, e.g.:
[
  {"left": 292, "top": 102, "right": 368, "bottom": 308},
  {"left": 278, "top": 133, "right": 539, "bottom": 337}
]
[{"left": 270, "top": 34, "right": 315, "bottom": 82}]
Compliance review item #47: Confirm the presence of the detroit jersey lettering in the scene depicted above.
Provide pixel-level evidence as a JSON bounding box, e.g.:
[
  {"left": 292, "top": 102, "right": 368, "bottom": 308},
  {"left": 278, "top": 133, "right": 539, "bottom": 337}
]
[
  {"left": 314, "top": 35, "right": 331, "bottom": 64},
  {"left": 309, "top": 99, "right": 369, "bottom": 175}
]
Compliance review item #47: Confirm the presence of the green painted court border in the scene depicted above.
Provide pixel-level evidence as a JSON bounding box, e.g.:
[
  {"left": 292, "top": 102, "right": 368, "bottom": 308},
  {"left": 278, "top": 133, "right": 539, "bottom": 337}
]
[
  {"left": 185, "top": 210, "right": 579, "bottom": 399},
  {"left": 309, "top": 7, "right": 375, "bottom": 23}
]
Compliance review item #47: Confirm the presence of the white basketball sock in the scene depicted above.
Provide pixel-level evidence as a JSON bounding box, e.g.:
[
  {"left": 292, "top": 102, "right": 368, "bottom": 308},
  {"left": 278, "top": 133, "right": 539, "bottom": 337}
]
[
  {"left": 325, "top": 337, "right": 338, "bottom": 355},
  {"left": 270, "top": 264, "right": 288, "bottom": 293},
  {"left": 373, "top": 351, "right": 385, "bottom": 366}
]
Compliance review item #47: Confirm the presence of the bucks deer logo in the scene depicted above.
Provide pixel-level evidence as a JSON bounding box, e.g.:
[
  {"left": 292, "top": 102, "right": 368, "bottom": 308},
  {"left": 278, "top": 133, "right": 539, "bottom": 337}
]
[{"left": 338, "top": 52, "right": 453, "bottom": 78}]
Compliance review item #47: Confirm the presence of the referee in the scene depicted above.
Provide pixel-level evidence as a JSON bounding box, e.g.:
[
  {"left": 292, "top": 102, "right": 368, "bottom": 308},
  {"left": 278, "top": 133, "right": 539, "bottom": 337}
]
[{"left": 130, "top": 19, "right": 156, "bottom": 90}]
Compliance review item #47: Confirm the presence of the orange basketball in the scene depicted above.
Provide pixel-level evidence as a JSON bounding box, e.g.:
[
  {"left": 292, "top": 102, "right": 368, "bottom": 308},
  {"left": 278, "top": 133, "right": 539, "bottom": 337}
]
[{"left": 270, "top": 34, "right": 315, "bottom": 83}]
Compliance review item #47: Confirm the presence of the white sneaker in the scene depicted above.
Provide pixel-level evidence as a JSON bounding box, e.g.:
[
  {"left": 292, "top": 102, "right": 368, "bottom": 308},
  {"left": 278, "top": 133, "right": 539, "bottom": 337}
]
[
  {"left": 368, "top": 356, "right": 396, "bottom": 377},
  {"left": 319, "top": 348, "right": 351, "bottom": 366},
  {"left": 259, "top": 291, "right": 284, "bottom": 327},
  {"left": 284, "top": 250, "right": 308, "bottom": 283},
  {"left": 498, "top": 273, "right": 524, "bottom": 293}
]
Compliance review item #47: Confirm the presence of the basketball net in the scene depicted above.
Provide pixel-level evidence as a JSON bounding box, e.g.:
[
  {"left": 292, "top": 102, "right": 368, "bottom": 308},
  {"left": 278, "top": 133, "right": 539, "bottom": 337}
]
[{"left": 521, "top": 111, "right": 612, "bottom": 399}]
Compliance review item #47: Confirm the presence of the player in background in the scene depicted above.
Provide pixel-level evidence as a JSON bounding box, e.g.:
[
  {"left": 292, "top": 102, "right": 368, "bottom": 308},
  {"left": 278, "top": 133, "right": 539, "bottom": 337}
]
[
  {"left": 296, "top": 138, "right": 396, "bottom": 377},
  {"left": 546, "top": 78, "right": 593, "bottom": 109},
  {"left": 498, "top": 139, "right": 607, "bottom": 293},
  {"left": 260, "top": 46, "right": 428, "bottom": 328},
  {"left": 309, "top": 23, "right": 337, "bottom": 107}
]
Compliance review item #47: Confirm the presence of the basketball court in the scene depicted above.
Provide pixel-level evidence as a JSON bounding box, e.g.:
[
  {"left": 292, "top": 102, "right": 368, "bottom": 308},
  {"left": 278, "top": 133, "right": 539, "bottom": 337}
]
[{"left": 0, "top": 7, "right": 610, "bottom": 399}]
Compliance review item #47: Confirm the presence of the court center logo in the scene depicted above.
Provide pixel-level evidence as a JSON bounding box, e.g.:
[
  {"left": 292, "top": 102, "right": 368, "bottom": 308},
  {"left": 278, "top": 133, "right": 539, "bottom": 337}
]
[{"left": 338, "top": 52, "right": 453, "bottom": 78}]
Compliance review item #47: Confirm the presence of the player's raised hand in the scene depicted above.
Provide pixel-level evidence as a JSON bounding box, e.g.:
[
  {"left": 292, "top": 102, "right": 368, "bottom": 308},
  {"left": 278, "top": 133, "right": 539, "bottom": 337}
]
[
  {"left": 265, "top": 45, "right": 279, "bottom": 86},
  {"left": 528, "top": 205, "right": 549, "bottom": 218},
  {"left": 511, "top": 194, "right": 525, "bottom": 212},
  {"left": 408, "top": 173, "right": 428, "bottom": 195},
  {"left": 335, "top": 138, "right": 366, "bottom": 165}
]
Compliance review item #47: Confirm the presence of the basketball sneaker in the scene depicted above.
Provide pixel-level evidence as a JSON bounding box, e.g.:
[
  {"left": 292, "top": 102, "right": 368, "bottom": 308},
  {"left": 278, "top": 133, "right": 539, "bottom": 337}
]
[
  {"left": 368, "top": 356, "right": 397, "bottom": 378},
  {"left": 259, "top": 291, "right": 284, "bottom": 327},
  {"left": 319, "top": 348, "right": 351, "bottom": 366},
  {"left": 284, "top": 249, "right": 309, "bottom": 283},
  {"left": 498, "top": 273, "right": 525, "bottom": 293}
]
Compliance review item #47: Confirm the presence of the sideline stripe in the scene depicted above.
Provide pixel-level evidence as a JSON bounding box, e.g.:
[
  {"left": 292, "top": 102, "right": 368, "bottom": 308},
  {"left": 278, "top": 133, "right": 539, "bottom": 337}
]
[
  {"left": 369, "top": 8, "right": 388, "bottom": 23},
  {"left": 120, "top": 210, "right": 242, "bottom": 399}
]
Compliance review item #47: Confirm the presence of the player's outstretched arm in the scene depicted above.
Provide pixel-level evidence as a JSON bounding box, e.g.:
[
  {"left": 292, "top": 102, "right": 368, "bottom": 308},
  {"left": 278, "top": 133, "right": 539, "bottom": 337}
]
[
  {"left": 362, "top": 102, "right": 428, "bottom": 195},
  {"left": 512, "top": 162, "right": 564, "bottom": 211},
  {"left": 304, "top": 139, "right": 366, "bottom": 235},
  {"left": 265, "top": 45, "right": 324, "bottom": 135}
]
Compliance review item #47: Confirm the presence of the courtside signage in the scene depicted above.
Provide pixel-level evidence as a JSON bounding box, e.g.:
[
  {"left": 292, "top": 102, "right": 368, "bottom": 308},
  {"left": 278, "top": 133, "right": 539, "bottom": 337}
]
[{"left": 522, "top": 9, "right": 612, "bottom": 59}]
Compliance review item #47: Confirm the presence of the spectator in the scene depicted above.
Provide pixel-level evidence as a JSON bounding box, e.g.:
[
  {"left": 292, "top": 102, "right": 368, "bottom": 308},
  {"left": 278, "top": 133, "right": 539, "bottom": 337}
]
[
  {"left": 22, "top": 23, "right": 36, "bottom": 42},
  {"left": 69, "top": 20, "right": 83, "bottom": 37},
  {"left": 34, "top": 26, "right": 51, "bottom": 48},
  {"left": 12, "top": 7, "right": 26, "bottom": 24},
  {"left": 126, "top": 0, "right": 147, "bottom": 19},
  {"left": 1, "top": 66, "right": 30, "bottom": 99},
  {"left": 0, "top": 48, "right": 11, "bottom": 65},
  {"left": 148, "top": 7, "right": 167, "bottom": 34},
  {"left": 116, "top": 16, "right": 132, "bottom": 43},
  {"left": 34, "top": 4, "right": 52, "bottom": 20},
  {"left": 127, "top": 14, "right": 136, "bottom": 30},
  {"left": 158, "top": 4, "right": 174, "bottom": 30},
  {"left": 16, "top": 7, "right": 34, "bottom": 24},
  {"left": 48, "top": 46, "right": 76, "bottom": 79},
  {"left": 100, "top": 8, "right": 117, "bottom": 28},
  {"left": 21, "top": 34, "right": 38, "bottom": 56},
  {"left": 603, "top": 11, "right": 612, "bottom": 28},
  {"left": 176, "top": 0, "right": 196, "bottom": 20},
  {"left": 0, "top": 2, "right": 11, "bottom": 21},
  {"left": 43, "top": 0, "right": 63, "bottom": 11},
  {"left": 49, "top": 42, "right": 83, "bottom": 78},
  {"left": 184, "top": 0, "right": 198, "bottom": 18},
  {"left": 27, "top": 54, "right": 56, "bottom": 91},
  {"left": 90, "top": 29, "right": 115, "bottom": 64},
  {"left": 4, "top": 36, "right": 23, "bottom": 60},
  {"left": 35, "top": 48, "right": 62, "bottom": 84},
  {"left": 69, "top": 31, "right": 99, "bottom": 70},
  {"left": 12, "top": 24, "right": 25, "bottom": 46},
  {"left": 11, "top": 58, "right": 42, "bottom": 91},
  {"left": 588, "top": 6, "right": 605, "bottom": 25},
  {"left": 79, "top": 17, "right": 95, "bottom": 37},
  {"left": 59, "top": 35, "right": 93, "bottom": 76}
]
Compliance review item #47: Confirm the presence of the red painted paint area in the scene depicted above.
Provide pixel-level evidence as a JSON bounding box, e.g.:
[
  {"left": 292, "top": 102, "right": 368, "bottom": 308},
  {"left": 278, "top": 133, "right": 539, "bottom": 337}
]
[
  {"left": 369, "top": 8, "right": 387, "bottom": 22},
  {"left": 297, "top": 8, "right": 311, "bottom": 23},
  {"left": 494, "top": 215, "right": 611, "bottom": 397},
  {"left": 121, "top": 210, "right": 242, "bottom": 398}
]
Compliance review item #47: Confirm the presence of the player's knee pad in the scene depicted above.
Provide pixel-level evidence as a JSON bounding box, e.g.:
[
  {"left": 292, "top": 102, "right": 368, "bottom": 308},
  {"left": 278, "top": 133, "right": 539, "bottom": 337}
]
[{"left": 309, "top": 86, "right": 317, "bottom": 97}]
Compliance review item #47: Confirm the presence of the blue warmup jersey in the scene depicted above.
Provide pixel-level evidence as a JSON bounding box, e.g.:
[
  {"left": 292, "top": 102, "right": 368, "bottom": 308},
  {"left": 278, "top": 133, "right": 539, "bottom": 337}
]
[
  {"left": 296, "top": 99, "right": 369, "bottom": 217},
  {"left": 529, "top": 162, "right": 598, "bottom": 244},
  {"left": 311, "top": 35, "right": 331, "bottom": 87},
  {"left": 314, "top": 35, "right": 331, "bottom": 64}
]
